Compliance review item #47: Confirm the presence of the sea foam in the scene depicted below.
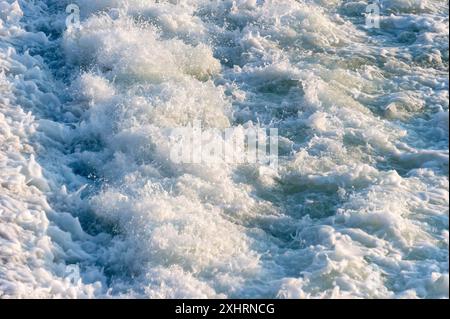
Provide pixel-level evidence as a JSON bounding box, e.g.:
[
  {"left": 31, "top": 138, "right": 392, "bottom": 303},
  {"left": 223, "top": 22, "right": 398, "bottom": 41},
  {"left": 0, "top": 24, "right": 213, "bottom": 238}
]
[{"left": 0, "top": 0, "right": 448, "bottom": 298}]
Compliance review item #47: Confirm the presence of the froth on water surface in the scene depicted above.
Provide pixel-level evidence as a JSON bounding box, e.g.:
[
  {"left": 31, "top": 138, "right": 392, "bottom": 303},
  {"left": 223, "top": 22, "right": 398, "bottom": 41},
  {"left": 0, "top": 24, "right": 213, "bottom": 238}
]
[{"left": 0, "top": 0, "right": 448, "bottom": 299}]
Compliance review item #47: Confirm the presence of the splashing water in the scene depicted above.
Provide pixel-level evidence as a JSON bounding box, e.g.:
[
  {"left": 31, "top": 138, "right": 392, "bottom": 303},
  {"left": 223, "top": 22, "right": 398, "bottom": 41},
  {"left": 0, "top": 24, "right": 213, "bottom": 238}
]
[{"left": 0, "top": 0, "right": 448, "bottom": 299}]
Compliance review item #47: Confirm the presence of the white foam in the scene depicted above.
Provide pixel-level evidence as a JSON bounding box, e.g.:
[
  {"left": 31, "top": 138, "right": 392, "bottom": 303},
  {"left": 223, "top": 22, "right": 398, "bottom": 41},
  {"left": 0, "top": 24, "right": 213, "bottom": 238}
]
[{"left": 1, "top": 0, "right": 448, "bottom": 299}]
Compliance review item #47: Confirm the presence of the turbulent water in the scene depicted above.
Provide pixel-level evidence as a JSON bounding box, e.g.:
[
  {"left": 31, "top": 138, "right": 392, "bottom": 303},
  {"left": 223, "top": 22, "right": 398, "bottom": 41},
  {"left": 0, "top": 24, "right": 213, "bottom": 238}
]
[{"left": 0, "top": 0, "right": 449, "bottom": 299}]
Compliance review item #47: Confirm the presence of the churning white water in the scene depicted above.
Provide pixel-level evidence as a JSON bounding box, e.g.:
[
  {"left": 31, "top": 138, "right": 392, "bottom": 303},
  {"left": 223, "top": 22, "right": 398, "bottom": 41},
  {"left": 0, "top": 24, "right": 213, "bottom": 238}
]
[{"left": 0, "top": 0, "right": 448, "bottom": 298}]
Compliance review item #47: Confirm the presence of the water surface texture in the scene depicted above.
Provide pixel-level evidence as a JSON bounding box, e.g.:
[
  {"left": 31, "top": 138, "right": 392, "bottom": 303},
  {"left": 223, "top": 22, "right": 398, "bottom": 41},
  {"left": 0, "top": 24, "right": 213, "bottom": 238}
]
[{"left": 0, "top": 0, "right": 449, "bottom": 298}]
